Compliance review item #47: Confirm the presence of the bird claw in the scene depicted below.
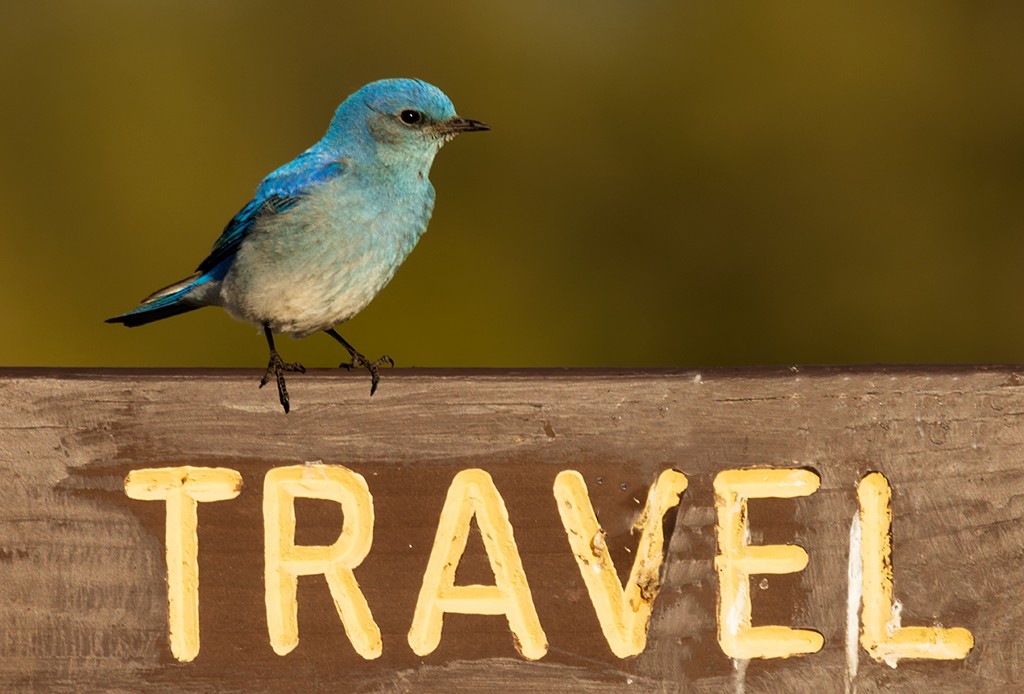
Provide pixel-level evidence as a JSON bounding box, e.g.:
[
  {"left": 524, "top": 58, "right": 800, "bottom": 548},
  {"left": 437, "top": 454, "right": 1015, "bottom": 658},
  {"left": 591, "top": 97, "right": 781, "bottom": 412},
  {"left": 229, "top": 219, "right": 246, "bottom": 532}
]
[
  {"left": 340, "top": 352, "right": 394, "bottom": 396},
  {"left": 260, "top": 351, "right": 305, "bottom": 413}
]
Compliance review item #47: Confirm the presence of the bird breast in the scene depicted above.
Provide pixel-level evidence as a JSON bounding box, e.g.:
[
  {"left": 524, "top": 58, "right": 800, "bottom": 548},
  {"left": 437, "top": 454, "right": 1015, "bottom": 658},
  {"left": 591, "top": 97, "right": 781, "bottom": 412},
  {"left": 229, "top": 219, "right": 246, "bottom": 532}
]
[{"left": 219, "top": 176, "right": 436, "bottom": 337}]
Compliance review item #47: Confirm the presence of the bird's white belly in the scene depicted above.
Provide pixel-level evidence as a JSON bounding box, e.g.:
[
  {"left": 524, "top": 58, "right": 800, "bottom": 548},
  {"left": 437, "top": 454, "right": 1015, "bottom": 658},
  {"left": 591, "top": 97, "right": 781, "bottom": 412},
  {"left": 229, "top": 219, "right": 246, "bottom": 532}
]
[
  {"left": 214, "top": 172, "right": 433, "bottom": 338},
  {"left": 229, "top": 252, "right": 398, "bottom": 337},
  {"left": 218, "top": 237, "right": 406, "bottom": 337}
]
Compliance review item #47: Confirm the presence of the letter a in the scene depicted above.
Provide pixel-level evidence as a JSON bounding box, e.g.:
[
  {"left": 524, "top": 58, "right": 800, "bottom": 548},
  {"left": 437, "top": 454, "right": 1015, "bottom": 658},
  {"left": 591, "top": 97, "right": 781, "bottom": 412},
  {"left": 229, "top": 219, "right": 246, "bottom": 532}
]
[{"left": 408, "top": 469, "right": 547, "bottom": 660}]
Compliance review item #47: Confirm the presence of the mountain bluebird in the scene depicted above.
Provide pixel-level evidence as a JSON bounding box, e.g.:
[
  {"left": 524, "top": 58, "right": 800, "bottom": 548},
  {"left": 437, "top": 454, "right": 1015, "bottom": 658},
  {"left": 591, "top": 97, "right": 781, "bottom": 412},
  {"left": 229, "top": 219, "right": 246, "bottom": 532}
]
[{"left": 107, "top": 78, "right": 488, "bottom": 412}]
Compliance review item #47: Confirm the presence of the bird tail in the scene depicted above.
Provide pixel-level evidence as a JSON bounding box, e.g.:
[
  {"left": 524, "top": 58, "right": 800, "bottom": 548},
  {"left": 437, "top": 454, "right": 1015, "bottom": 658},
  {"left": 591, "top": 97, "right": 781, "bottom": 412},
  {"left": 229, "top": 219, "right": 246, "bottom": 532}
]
[{"left": 106, "top": 273, "right": 207, "bottom": 327}]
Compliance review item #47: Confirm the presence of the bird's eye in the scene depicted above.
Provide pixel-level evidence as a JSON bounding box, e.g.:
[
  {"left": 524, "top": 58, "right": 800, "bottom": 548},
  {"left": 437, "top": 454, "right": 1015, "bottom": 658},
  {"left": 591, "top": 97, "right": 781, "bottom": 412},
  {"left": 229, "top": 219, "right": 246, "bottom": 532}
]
[{"left": 399, "top": 109, "right": 423, "bottom": 125}]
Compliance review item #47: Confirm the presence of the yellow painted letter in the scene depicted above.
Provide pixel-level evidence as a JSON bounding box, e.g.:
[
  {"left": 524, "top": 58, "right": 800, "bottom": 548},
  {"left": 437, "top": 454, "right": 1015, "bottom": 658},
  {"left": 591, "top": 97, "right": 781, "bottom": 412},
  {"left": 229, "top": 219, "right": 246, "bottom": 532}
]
[
  {"left": 408, "top": 468, "right": 547, "bottom": 659},
  {"left": 858, "top": 472, "right": 973, "bottom": 665},
  {"left": 714, "top": 468, "right": 823, "bottom": 659},
  {"left": 554, "top": 469, "right": 688, "bottom": 657},
  {"left": 124, "top": 466, "right": 242, "bottom": 662},
  {"left": 264, "top": 464, "right": 380, "bottom": 659}
]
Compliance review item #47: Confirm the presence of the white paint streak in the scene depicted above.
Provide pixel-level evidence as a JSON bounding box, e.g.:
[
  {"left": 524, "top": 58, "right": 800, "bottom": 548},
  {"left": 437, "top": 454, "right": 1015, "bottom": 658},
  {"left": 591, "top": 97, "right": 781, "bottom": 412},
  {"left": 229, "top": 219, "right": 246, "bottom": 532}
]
[
  {"left": 732, "top": 657, "right": 749, "bottom": 694},
  {"left": 845, "top": 513, "right": 862, "bottom": 694},
  {"left": 726, "top": 575, "right": 748, "bottom": 637},
  {"left": 883, "top": 600, "right": 904, "bottom": 668},
  {"left": 222, "top": 402, "right": 281, "bottom": 413},
  {"left": 724, "top": 510, "right": 752, "bottom": 640}
]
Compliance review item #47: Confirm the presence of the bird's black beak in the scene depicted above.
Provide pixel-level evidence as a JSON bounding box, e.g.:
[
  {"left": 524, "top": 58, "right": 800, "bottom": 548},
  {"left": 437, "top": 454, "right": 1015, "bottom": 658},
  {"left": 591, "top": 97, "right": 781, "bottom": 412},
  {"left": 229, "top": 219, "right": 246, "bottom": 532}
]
[{"left": 440, "top": 117, "right": 490, "bottom": 135}]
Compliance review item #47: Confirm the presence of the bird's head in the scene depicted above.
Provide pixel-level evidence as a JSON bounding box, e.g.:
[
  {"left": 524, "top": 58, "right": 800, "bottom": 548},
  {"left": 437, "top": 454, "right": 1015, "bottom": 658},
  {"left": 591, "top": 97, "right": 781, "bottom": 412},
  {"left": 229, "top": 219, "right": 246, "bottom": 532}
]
[{"left": 326, "top": 79, "right": 488, "bottom": 170}]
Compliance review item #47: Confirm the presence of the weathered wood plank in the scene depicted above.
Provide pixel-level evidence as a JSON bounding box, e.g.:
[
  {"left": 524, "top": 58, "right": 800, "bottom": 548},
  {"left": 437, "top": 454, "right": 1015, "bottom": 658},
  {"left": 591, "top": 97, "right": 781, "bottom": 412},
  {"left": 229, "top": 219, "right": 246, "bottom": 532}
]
[{"left": 0, "top": 366, "right": 1022, "bottom": 692}]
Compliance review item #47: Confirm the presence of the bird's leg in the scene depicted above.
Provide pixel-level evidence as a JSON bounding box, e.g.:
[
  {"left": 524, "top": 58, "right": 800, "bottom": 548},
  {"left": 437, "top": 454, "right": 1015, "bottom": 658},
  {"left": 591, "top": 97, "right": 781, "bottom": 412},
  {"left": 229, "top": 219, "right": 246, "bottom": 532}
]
[
  {"left": 324, "top": 327, "right": 393, "bottom": 396},
  {"left": 259, "top": 323, "right": 305, "bottom": 413}
]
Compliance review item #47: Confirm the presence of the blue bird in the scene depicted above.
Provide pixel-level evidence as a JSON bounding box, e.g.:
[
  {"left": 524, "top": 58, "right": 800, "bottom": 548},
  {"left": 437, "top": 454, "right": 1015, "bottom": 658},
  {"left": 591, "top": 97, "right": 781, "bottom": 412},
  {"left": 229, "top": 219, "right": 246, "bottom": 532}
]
[{"left": 107, "top": 78, "right": 488, "bottom": 412}]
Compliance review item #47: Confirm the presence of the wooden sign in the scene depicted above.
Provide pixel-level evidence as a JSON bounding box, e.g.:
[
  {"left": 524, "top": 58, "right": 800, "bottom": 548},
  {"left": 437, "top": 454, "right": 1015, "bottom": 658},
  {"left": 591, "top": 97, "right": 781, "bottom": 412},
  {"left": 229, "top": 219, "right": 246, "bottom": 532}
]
[{"left": 0, "top": 367, "right": 1020, "bottom": 691}]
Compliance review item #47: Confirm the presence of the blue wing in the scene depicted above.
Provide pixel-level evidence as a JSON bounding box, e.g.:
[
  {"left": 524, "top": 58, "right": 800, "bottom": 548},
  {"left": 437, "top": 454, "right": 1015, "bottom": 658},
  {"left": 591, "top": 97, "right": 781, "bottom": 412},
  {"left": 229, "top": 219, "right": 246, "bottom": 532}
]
[
  {"left": 107, "top": 149, "right": 344, "bottom": 327},
  {"left": 195, "top": 195, "right": 301, "bottom": 278},
  {"left": 196, "top": 150, "right": 345, "bottom": 278}
]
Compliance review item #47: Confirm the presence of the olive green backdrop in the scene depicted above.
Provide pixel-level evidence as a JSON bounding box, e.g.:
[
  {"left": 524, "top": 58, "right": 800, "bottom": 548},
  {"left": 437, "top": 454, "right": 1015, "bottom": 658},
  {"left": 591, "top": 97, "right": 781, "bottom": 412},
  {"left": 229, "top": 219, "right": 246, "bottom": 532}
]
[{"left": 3, "top": 2, "right": 1023, "bottom": 368}]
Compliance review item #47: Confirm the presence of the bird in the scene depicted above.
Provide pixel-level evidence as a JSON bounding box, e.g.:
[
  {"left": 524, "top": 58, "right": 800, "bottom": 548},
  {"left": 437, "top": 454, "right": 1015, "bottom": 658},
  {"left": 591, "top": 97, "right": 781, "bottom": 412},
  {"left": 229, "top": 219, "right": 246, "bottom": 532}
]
[{"left": 107, "top": 78, "right": 488, "bottom": 413}]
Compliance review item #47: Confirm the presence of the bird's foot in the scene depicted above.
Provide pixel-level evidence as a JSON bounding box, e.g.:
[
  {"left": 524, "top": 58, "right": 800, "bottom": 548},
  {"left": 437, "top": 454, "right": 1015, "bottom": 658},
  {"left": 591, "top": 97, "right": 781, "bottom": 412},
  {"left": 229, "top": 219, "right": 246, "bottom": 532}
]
[
  {"left": 340, "top": 351, "right": 394, "bottom": 396},
  {"left": 260, "top": 351, "right": 306, "bottom": 413}
]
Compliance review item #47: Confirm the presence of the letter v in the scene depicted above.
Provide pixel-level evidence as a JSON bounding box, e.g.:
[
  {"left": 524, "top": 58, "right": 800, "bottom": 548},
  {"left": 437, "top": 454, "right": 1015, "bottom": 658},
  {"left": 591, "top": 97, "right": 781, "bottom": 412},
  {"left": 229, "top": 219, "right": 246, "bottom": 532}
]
[{"left": 554, "top": 469, "right": 688, "bottom": 658}]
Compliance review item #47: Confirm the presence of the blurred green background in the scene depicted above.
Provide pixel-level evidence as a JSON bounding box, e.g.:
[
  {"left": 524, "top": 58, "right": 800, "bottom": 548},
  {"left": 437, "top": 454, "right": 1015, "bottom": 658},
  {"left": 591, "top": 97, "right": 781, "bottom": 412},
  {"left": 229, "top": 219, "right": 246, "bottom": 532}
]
[{"left": 2, "top": 1, "right": 1024, "bottom": 368}]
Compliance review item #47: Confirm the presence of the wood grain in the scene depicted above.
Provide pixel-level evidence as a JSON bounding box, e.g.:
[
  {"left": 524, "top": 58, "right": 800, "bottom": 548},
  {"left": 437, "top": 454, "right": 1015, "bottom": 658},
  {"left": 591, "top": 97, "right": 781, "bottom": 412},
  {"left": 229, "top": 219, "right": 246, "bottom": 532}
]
[{"left": 0, "top": 366, "right": 1022, "bottom": 692}]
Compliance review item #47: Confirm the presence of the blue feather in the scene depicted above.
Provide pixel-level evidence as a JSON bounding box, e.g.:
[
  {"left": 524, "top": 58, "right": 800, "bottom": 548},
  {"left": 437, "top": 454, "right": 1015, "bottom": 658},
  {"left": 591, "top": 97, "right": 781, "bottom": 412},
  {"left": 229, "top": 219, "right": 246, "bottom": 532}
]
[
  {"left": 106, "top": 153, "right": 345, "bottom": 327},
  {"left": 197, "top": 153, "right": 345, "bottom": 276},
  {"left": 104, "top": 280, "right": 206, "bottom": 326}
]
